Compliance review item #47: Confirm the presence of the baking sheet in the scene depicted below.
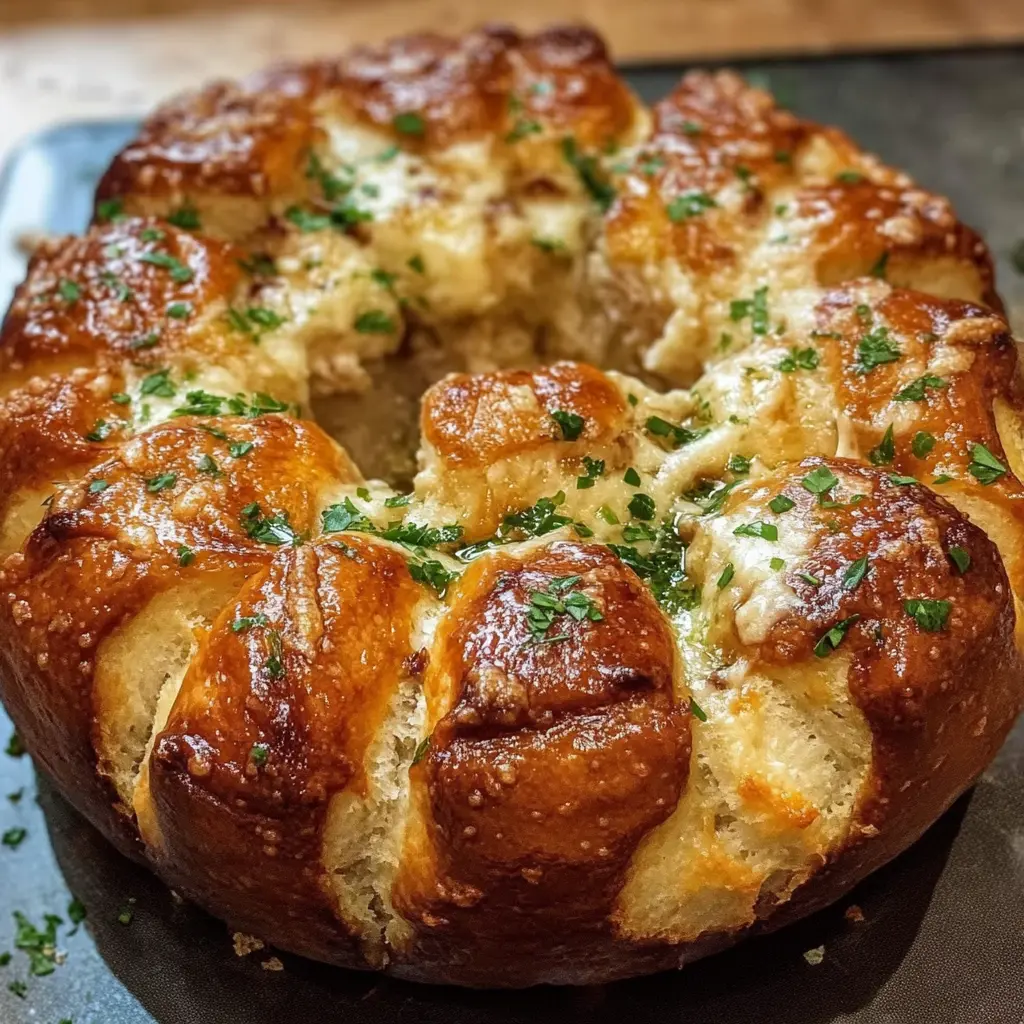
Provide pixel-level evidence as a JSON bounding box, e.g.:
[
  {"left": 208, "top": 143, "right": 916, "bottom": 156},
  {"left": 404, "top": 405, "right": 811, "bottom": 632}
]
[{"left": 1, "top": 51, "right": 1023, "bottom": 1024}]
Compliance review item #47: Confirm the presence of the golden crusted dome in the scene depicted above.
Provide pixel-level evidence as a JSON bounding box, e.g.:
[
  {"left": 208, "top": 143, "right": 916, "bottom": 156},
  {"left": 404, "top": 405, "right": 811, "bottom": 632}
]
[{"left": 0, "top": 22, "right": 1022, "bottom": 988}]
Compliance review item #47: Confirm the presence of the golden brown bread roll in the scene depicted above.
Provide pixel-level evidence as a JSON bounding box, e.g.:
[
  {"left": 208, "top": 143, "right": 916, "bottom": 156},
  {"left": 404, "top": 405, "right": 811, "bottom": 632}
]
[{"left": 1, "top": 22, "right": 1022, "bottom": 987}]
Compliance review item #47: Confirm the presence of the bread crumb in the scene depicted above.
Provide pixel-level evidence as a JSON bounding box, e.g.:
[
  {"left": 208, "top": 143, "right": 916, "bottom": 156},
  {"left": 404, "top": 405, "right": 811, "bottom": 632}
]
[
  {"left": 232, "top": 932, "right": 265, "bottom": 957},
  {"left": 803, "top": 944, "right": 825, "bottom": 965},
  {"left": 261, "top": 956, "right": 284, "bottom": 971},
  {"left": 844, "top": 904, "right": 865, "bottom": 923}
]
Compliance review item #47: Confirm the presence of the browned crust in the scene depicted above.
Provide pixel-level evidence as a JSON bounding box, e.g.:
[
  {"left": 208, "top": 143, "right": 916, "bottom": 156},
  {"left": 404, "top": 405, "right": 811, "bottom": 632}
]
[
  {"left": 0, "top": 416, "right": 355, "bottom": 853},
  {"left": 421, "top": 361, "right": 627, "bottom": 468},
  {"left": 141, "top": 536, "right": 422, "bottom": 964},
  {"left": 392, "top": 542, "right": 690, "bottom": 982},
  {"left": 0, "top": 218, "right": 245, "bottom": 384},
  {"left": 0, "top": 22, "right": 1020, "bottom": 991}
]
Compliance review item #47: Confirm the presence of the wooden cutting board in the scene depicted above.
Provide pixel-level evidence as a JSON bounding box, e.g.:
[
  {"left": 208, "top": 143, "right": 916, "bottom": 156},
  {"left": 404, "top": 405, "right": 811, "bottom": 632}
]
[{"left": 0, "top": 0, "right": 1022, "bottom": 171}]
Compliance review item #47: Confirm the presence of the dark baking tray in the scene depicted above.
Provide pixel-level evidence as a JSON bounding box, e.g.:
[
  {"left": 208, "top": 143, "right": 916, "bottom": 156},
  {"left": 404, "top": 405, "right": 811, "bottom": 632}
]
[{"left": 1, "top": 50, "right": 1023, "bottom": 1024}]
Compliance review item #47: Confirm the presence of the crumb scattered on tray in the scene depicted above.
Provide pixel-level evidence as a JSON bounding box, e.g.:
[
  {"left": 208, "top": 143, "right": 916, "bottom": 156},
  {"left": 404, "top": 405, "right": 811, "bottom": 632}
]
[
  {"left": 232, "top": 932, "right": 265, "bottom": 957},
  {"left": 261, "top": 956, "right": 284, "bottom": 972},
  {"left": 803, "top": 944, "right": 825, "bottom": 966},
  {"left": 844, "top": 904, "right": 865, "bottom": 924}
]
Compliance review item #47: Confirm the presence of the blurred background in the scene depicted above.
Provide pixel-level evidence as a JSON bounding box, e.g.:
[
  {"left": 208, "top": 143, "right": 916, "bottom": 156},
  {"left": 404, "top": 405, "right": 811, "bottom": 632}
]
[{"left": 2, "top": 0, "right": 1024, "bottom": 171}]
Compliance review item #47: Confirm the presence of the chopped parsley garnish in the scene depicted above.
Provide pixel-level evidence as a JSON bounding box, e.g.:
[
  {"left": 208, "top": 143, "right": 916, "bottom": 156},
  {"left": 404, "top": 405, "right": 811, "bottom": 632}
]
[
  {"left": 967, "top": 443, "right": 1007, "bottom": 485},
  {"left": 88, "top": 479, "right": 109, "bottom": 493},
  {"left": 551, "top": 409, "right": 585, "bottom": 441},
  {"left": 904, "top": 598, "right": 951, "bottom": 632},
  {"left": 129, "top": 331, "right": 160, "bottom": 350},
  {"left": 734, "top": 521, "right": 778, "bottom": 541},
  {"left": 146, "top": 472, "right": 177, "bottom": 493},
  {"left": 889, "top": 474, "right": 917, "bottom": 485},
  {"left": 561, "top": 136, "right": 616, "bottom": 211},
  {"left": 597, "top": 505, "right": 619, "bottom": 525},
  {"left": 96, "top": 197, "right": 124, "bottom": 222},
  {"left": 856, "top": 326, "right": 901, "bottom": 373},
  {"left": 101, "top": 271, "right": 133, "bottom": 302},
  {"left": 2, "top": 827, "right": 26, "bottom": 848},
  {"left": 117, "top": 902, "right": 135, "bottom": 926},
  {"left": 628, "top": 493, "right": 656, "bottom": 520},
  {"left": 813, "top": 615, "right": 860, "bottom": 657},
  {"left": 729, "top": 286, "right": 769, "bottom": 335},
  {"left": 836, "top": 170, "right": 865, "bottom": 184},
  {"left": 843, "top": 555, "right": 869, "bottom": 591},
  {"left": 407, "top": 254, "right": 426, "bottom": 274},
  {"left": 354, "top": 310, "right": 397, "bottom": 334},
  {"left": 798, "top": 571, "right": 822, "bottom": 585},
  {"left": 666, "top": 191, "right": 717, "bottom": 221},
  {"left": 393, "top": 111, "right": 426, "bottom": 136},
  {"left": 411, "top": 736, "right": 430, "bottom": 765},
  {"left": 769, "top": 494, "right": 795, "bottom": 514},
  {"left": 408, "top": 559, "right": 457, "bottom": 597},
  {"left": 140, "top": 368, "right": 176, "bottom": 398},
  {"left": 232, "top": 614, "right": 269, "bottom": 633},
  {"left": 285, "top": 206, "right": 331, "bottom": 232},
  {"left": 577, "top": 456, "right": 605, "bottom": 489},
  {"left": 171, "top": 390, "right": 291, "bottom": 419},
  {"left": 57, "top": 278, "right": 80, "bottom": 303},
  {"left": 384, "top": 493, "right": 411, "bottom": 507},
  {"left": 139, "top": 250, "right": 194, "bottom": 283},
  {"left": 167, "top": 205, "right": 201, "bottom": 230},
  {"left": 177, "top": 544, "right": 195, "bottom": 567},
  {"left": 250, "top": 742, "right": 270, "bottom": 767},
  {"left": 196, "top": 454, "right": 221, "bottom": 476},
  {"left": 238, "top": 253, "right": 277, "bottom": 277},
  {"left": 727, "top": 454, "right": 751, "bottom": 475},
  {"left": 525, "top": 575, "right": 603, "bottom": 644},
  {"left": 689, "top": 697, "right": 708, "bottom": 722},
  {"left": 240, "top": 502, "right": 299, "bottom": 545},
  {"left": 868, "top": 424, "right": 895, "bottom": 466},
  {"left": 894, "top": 375, "right": 948, "bottom": 402},
  {"left": 912, "top": 431, "right": 936, "bottom": 458},
  {"left": 321, "top": 498, "right": 373, "bottom": 534},
  {"left": 801, "top": 466, "right": 838, "bottom": 496},
  {"left": 717, "top": 563, "right": 735, "bottom": 589},
  {"left": 769, "top": 556, "right": 786, "bottom": 570},
  {"left": 609, "top": 522, "right": 697, "bottom": 613},
  {"left": 264, "top": 631, "right": 285, "bottom": 679},
  {"left": 869, "top": 251, "right": 890, "bottom": 279},
  {"left": 5, "top": 733, "right": 25, "bottom": 758},
  {"left": 948, "top": 546, "right": 971, "bottom": 574},
  {"left": 226, "top": 306, "right": 286, "bottom": 336},
  {"left": 645, "top": 415, "right": 706, "bottom": 449},
  {"left": 623, "top": 467, "right": 641, "bottom": 487},
  {"left": 67, "top": 898, "right": 86, "bottom": 932},
  {"left": 166, "top": 301, "right": 191, "bottom": 319}
]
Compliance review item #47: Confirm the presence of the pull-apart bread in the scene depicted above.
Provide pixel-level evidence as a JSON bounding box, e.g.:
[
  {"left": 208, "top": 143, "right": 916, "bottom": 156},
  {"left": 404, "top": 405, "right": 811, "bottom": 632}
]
[{"left": 1, "top": 23, "right": 1022, "bottom": 987}]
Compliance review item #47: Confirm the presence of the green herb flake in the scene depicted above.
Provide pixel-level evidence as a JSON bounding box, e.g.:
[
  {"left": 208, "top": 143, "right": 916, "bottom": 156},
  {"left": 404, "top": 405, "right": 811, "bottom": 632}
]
[
  {"left": 57, "top": 278, "right": 80, "bottom": 304},
  {"left": 967, "top": 443, "right": 1007, "bottom": 485},
  {"left": 912, "top": 431, "right": 936, "bottom": 458},
  {"left": 411, "top": 736, "right": 431, "bottom": 765},
  {"left": 868, "top": 424, "right": 896, "bottom": 466},
  {"left": 525, "top": 574, "right": 604, "bottom": 645},
  {"left": 801, "top": 465, "right": 838, "bottom": 495},
  {"left": 894, "top": 375, "right": 948, "bottom": 402},
  {"left": 167, "top": 205, "right": 201, "bottom": 230},
  {"left": 623, "top": 467, "right": 641, "bottom": 487},
  {"left": 551, "top": 409, "right": 585, "bottom": 441},
  {"left": 146, "top": 472, "right": 177, "bottom": 493},
  {"left": 88, "top": 479, "right": 109, "bottom": 494},
  {"left": 843, "top": 555, "right": 869, "bottom": 591},
  {"left": 904, "top": 598, "right": 951, "bottom": 632},
  {"left": 717, "top": 563, "right": 735, "bottom": 589},
  {"left": 856, "top": 326, "right": 901, "bottom": 373},
  {"left": 688, "top": 697, "right": 708, "bottom": 722},
  {"left": 948, "top": 546, "right": 971, "bottom": 574},
  {"left": 96, "top": 197, "right": 124, "bottom": 222},
  {"left": 776, "top": 346, "right": 820, "bottom": 373},
  {"left": 354, "top": 310, "right": 397, "bottom": 334},
  {"left": 561, "top": 136, "right": 616, "bottom": 211},
  {"left": 769, "top": 556, "right": 786, "bottom": 571},
  {"left": 139, "top": 368, "right": 176, "bottom": 398},
  {"left": 393, "top": 111, "right": 426, "bottom": 136},
  {"left": 797, "top": 571, "right": 822, "bottom": 586},
  {"left": 166, "top": 301, "right": 191, "bottom": 320},
  {"left": 240, "top": 502, "right": 299, "bottom": 546},
  {"left": 729, "top": 285, "right": 769, "bottom": 335},
  {"left": 139, "top": 250, "right": 194, "bottom": 283},
  {"left": 2, "top": 827, "right": 26, "bottom": 849},
  {"left": 869, "top": 251, "right": 890, "bottom": 279},
  {"left": 733, "top": 521, "right": 778, "bottom": 542},
  {"left": 176, "top": 544, "right": 195, "bottom": 567},
  {"left": 727, "top": 454, "right": 751, "bottom": 476},
  {"left": 666, "top": 191, "right": 717, "bottom": 221},
  {"left": 231, "top": 614, "right": 269, "bottom": 633},
  {"left": 628, "top": 493, "right": 657, "bottom": 521},
  {"left": 889, "top": 474, "right": 918, "bottom": 486},
  {"left": 769, "top": 494, "right": 795, "bottom": 514},
  {"left": 813, "top": 615, "right": 860, "bottom": 657}
]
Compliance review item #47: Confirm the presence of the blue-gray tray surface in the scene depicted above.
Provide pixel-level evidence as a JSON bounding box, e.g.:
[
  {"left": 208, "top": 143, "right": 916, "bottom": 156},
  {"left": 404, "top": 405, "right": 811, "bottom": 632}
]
[{"left": 0, "top": 52, "right": 1023, "bottom": 1024}]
